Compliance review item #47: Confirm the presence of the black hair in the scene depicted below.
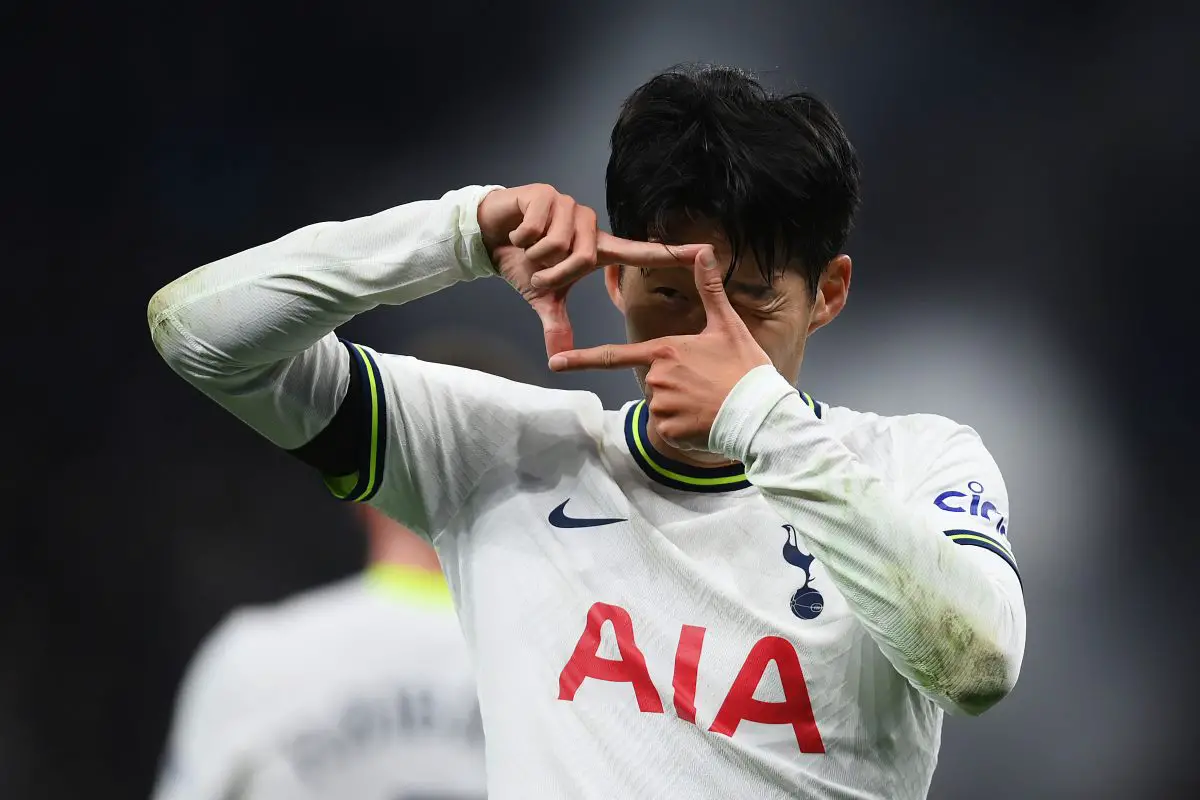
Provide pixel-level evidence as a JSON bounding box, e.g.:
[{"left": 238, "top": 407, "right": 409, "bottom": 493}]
[{"left": 606, "top": 64, "right": 861, "bottom": 297}]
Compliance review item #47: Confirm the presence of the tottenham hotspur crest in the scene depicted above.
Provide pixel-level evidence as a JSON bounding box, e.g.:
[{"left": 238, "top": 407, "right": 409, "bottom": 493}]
[{"left": 782, "top": 524, "right": 824, "bottom": 620}]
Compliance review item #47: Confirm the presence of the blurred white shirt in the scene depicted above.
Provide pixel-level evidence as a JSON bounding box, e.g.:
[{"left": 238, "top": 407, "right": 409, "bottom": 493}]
[{"left": 153, "top": 565, "right": 486, "bottom": 800}]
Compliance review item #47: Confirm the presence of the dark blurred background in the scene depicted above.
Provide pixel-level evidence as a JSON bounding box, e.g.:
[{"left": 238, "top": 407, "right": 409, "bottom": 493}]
[{"left": 5, "top": 1, "right": 1198, "bottom": 797}]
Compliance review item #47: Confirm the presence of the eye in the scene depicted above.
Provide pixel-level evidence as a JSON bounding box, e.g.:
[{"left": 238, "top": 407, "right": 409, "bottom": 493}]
[{"left": 653, "top": 287, "right": 685, "bottom": 300}]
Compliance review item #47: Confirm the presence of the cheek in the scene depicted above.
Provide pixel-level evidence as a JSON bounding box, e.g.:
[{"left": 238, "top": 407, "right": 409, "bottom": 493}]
[
  {"left": 625, "top": 299, "right": 703, "bottom": 342},
  {"left": 744, "top": 316, "right": 808, "bottom": 371}
]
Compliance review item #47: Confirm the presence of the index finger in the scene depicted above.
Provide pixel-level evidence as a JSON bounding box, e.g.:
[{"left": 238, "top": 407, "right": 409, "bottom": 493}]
[
  {"left": 547, "top": 340, "right": 664, "bottom": 373},
  {"left": 597, "top": 232, "right": 707, "bottom": 269}
]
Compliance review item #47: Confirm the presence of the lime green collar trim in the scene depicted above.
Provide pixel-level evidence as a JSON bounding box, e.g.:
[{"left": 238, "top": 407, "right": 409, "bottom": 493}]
[{"left": 366, "top": 563, "right": 454, "bottom": 609}]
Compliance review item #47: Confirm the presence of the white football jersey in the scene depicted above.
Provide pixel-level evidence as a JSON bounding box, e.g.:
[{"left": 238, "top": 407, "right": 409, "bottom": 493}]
[
  {"left": 152, "top": 566, "right": 487, "bottom": 800},
  {"left": 149, "top": 185, "right": 1027, "bottom": 800},
  {"left": 353, "top": 352, "right": 1021, "bottom": 800}
]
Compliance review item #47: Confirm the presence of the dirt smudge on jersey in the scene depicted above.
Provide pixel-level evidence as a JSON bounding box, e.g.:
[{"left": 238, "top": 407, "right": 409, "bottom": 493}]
[{"left": 890, "top": 567, "right": 1012, "bottom": 716}]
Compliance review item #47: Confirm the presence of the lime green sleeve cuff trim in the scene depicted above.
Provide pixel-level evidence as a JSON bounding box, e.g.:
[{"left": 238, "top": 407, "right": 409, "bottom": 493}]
[
  {"left": 321, "top": 339, "right": 388, "bottom": 504},
  {"left": 324, "top": 471, "right": 360, "bottom": 500}
]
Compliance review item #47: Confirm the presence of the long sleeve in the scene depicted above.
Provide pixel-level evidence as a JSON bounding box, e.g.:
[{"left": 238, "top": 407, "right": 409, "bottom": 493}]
[
  {"left": 148, "top": 184, "right": 591, "bottom": 540},
  {"left": 148, "top": 184, "right": 502, "bottom": 451},
  {"left": 710, "top": 365, "right": 1026, "bottom": 716}
]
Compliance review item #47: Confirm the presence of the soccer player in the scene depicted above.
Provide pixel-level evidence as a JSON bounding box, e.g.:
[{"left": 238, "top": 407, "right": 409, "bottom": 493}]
[
  {"left": 152, "top": 495, "right": 488, "bottom": 799},
  {"left": 149, "top": 64, "right": 1026, "bottom": 799}
]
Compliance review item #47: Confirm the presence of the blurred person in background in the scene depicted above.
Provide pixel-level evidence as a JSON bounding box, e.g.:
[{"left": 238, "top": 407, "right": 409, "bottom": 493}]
[
  {"left": 149, "top": 64, "right": 1025, "bottom": 799},
  {"left": 150, "top": 335, "right": 541, "bottom": 800}
]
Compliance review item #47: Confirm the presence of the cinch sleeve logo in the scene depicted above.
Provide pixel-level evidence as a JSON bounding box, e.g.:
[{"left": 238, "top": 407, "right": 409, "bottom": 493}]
[{"left": 933, "top": 481, "right": 1009, "bottom": 538}]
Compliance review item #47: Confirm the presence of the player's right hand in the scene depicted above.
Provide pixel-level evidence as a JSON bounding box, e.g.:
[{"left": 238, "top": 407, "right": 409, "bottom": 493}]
[{"left": 478, "top": 184, "right": 705, "bottom": 358}]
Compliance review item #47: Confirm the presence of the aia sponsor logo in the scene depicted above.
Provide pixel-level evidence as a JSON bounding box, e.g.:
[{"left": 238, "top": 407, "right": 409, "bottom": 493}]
[{"left": 557, "top": 602, "right": 826, "bottom": 753}]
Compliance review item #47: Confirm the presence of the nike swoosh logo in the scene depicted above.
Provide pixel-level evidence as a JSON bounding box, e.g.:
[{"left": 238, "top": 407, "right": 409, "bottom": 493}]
[{"left": 548, "top": 499, "right": 626, "bottom": 529}]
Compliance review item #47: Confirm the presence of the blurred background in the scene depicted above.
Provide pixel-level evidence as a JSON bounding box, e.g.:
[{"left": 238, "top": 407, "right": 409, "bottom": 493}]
[{"left": 5, "top": 0, "right": 1198, "bottom": 797}]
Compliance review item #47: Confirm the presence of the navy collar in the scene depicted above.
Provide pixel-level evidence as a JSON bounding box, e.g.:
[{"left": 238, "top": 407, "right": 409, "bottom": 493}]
[{"left": 622, "top": 392, "right": 822, "bottom": 493}]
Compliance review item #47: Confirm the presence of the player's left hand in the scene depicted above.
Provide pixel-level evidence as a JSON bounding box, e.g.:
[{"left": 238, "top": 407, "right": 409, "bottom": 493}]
[
  {"left": 479, "top": 184, "right": 704, "bottom": 359},
  {"left": 548, "top": 246, "right": 773, "bottom": 451}
]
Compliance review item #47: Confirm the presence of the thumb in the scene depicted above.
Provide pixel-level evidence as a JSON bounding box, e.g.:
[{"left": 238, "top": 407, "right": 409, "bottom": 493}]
[
  {"left": 693, "top": 246, "right": 739, "bottom": 328},
  {"left": 532, "top": 294, "right": 575, "bottom": 358}
]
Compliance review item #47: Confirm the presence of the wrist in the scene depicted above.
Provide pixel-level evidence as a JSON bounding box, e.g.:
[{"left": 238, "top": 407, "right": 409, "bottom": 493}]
[
  {"left": 709, "top": 365, "right": 798, "bottom": 462},
  {"left": 458, "top": 185, "right": 507, "bottom": 277},
  {"left": 474, "top": 186, "right": 515, "bottom": 271}
]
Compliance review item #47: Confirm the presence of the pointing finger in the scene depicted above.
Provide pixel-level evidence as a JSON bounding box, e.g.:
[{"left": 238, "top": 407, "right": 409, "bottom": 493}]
[
  {"left": 547, "top": 340, "right": 668, "bottom": 372},
  {"left": 597, "top": 233, "right": 707, "bottom": 269}
]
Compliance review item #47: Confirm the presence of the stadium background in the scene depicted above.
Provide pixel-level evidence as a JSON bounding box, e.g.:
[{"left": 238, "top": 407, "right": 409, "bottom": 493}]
[{"left": 5, "top": 1, "right": 1197, "bottom": 797}]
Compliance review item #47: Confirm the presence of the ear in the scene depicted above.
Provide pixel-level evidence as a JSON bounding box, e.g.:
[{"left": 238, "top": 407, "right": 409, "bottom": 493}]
[
  {"left": 808, "top": 254, "right": 851, "bottom": 334},
  {"left": 604, "top": 264, "right": 627, "bottom": 314}
]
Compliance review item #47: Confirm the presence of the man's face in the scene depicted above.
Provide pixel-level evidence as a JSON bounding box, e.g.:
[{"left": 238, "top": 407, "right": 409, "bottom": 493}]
[{"left": 604, "top": 223, "right": 848, "bottom": 395}]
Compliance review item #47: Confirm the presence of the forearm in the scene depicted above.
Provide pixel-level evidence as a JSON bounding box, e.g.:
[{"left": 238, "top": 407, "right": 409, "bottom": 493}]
[
  {"left": 711, "top": 366, "right": 1025, "bottom": 715},
  {"left": 147, "top": 185, "right": 501, "bottom": 448}
]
